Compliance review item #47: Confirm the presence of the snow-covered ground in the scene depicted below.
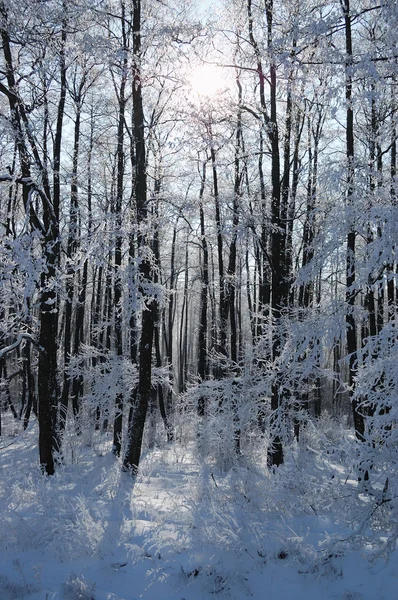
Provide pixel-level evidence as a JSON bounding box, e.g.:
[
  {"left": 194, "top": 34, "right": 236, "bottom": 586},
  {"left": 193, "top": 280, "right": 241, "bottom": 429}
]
[{"left": 0, "top": 416, "right": 396, "bottom": 600}]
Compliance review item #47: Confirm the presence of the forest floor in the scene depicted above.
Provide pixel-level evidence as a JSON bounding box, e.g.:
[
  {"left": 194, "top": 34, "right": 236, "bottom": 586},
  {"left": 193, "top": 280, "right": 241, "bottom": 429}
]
[{"left": 0, "top": 414, "right": 396, "bottom": 600}]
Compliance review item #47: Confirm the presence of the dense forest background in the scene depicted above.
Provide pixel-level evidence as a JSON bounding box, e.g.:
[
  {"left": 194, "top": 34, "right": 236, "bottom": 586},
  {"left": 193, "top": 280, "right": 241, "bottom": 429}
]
[{"left": 0, "top": 0, "right": 397, "bottom": 588}]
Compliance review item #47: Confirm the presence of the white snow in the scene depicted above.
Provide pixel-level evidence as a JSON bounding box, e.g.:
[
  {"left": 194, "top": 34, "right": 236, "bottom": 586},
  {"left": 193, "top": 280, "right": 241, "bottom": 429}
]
[{"left": 0, "top": 415, "right": 396, "bottom": 600}]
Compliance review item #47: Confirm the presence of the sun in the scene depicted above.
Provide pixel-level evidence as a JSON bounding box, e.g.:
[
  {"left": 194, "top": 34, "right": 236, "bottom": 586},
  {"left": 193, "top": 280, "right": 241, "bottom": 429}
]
[{"left": 189, "top": 64, "right": 226, "bottom": 98}]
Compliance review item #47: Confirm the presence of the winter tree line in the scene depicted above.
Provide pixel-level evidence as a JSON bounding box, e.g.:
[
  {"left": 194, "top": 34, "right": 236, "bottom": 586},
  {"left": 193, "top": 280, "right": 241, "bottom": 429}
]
[{"left": 0, "top": 0, "right": 396, "bottom": 495}]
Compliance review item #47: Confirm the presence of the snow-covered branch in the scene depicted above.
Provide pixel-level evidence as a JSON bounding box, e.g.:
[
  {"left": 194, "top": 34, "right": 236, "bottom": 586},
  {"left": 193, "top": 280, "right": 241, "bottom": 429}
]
[{"left": 0, "top": 332, "right": 38, "bottom": 359}]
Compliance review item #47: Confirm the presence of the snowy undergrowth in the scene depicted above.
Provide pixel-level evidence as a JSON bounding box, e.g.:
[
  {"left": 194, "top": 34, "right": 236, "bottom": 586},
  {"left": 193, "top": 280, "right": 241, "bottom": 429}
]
[{"left": 0, "top": 413, "right": 396, "bottom": 600}]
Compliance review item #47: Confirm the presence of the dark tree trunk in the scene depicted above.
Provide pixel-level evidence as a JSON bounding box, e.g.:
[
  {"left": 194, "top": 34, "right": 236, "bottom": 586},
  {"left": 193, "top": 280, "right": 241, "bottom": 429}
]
[
  {"left": 152, "top": 190, "right": 172, "bottom": 441},
  {"left": 266, "top": 0, "right": 286, "bottom": 468},
  {"left": 209, "top": 131, "right": 228, "bottom": 367},
  {"left": 179, "top": 237, "right": 189, "bottom": 393},
  {"left": 227, "top": 73, "right": 243, "bottom": 367},
  {"left": 59, "top": 95, "right": 82, "bottom": 438},
  {"left": 0, "top": 3, "right": 65, "bottom": 474},
  {"left": 112, "top": 8, "right": 129, "bottom": 457},
  {"left": 22, "top": 339, "right": 35, "bottom": 431},
  {"left": 124, "top": 0, "right": 156, "bottom": 474},
  {"left": 341, "top": 0, "right": 364, "bottom": 440},
  {"left": 389, "top": 78, "right": 397, "bottom": 318},
  {"left": 163, "top": 221, "right": 177, "bottom": 436},
  {"left": 198, "top": 162, "right": 209, "bottom": 416}
]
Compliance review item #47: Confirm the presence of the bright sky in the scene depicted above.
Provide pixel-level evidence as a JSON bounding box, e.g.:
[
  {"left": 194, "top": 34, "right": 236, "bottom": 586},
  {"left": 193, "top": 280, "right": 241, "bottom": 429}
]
[{"left": 189, "top": 64, "right": 227, "bottom": 97}]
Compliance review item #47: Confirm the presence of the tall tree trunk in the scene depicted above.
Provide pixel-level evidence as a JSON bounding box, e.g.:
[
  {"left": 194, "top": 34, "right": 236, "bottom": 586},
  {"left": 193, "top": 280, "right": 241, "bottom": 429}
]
[
  {"left": 124, "top": 0, "right": 156, "bottom": 474},
  {"left": 341, "top": 0, "right": 364, "bottom": 440},
  {"left": 227, "top": 71, "right": 243, "bottom": 366},
  {"left": 0, "top": 2, "right": 65, "bottom": 473},
  {"left": 389, "top": 77, "right": 397, "bottom": 318},
  {"left": 70, "top": 78, "right": 94, "bottom": 427},
  {"left": 152, "top": 188, "right": 172, "bottom": 441},
  {"left": 112, "top": 6, "right": 129, "bottom": 456},
  {"left": 198, "top": 162, "right": 209, "bottom": 416},
  {"left": 163, "top": 221, "right": 177, "bottom": 436},
  {"left": 59, "top": 96, "right": 82, "bottom": 438},
  {"left": 266, "top": 0, "right": 286, "bottom": 468},
  {"left": 179, "top": 235, "right": 189, "bottom": 393},
  {"left": 209, "top": 128, "right": 227, "bottom": 368}
]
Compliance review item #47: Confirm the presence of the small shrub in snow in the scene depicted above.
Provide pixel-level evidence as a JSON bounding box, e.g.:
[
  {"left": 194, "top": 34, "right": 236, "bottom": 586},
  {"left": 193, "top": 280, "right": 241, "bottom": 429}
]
[
  {"left": 0, "top": 468, "right": 107, "bottom": 561},
  {"left": 0, "top": 575, "right": 37, "bottom": 600},
  {"left": 62, "top": 573, "right": 95, "bottom": 600},
  {"left": 44, "top": 494, "right": 105, "bottom": 560}
]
